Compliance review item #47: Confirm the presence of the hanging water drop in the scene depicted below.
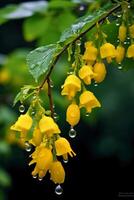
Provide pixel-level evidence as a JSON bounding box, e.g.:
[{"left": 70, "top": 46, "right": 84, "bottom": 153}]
[
  {"left": 94, "top": 83, "right": 98, "bottom": 87},
  {"left": 63, "top": 158, "right": 68, "bottom": 163},
  {"left": 77, "top": 40, "right": 81, "bottom": 46},
  {"left": 124, "top": 41, "right": 127, "bottom": 45},
  {"left": 53, "top": 113, "right": 59, "bottom": 122},
  {"left": 85, "top": 113, "right": 90, "bottom": 117},
  {"left": 33, "top": 175, "right": 37, "bottom": 179},
  {"left": 67, "top": 71, "right": 73, "bottom": 75},
  {"left": 116, "top": 21, "right": 120, "bottom": 26},
  {"left": 25, "top": 142, "right": 32, "bottom": 152},
  {"left": 19, "top": 105, "right": 25, "bottom": 113},
  {"left": 128, "top": 4, "right": 131, "bottom": 9},
  {"left": 55, "top": 185, "right": 63, "bottom": 195},
  {"left": 117, "top": 13, "right": 121, "bottom": 18},
  {"left": 69, "top": 127, "right": 76, "bottom": 138},
  {"left": 118, "top": 65, "right": 123, "bottom": 70},
  {"left": 50, "top": 79, "right": 54, "bottom": 88},
  {"left": 38, "top": 177, "right": 43, "bottom": 181}
]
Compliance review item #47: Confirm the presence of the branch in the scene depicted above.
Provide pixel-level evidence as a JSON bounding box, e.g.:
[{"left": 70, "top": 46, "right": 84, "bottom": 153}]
[
  {"left": 39, "top": 3, "right": 121, "bottom": 90},
  {"left": 47, "top": 77, "right": 54, "bottom": 118}
]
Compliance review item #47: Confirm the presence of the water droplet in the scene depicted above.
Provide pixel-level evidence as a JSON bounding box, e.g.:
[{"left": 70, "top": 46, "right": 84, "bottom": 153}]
[
  {"left": 116, "top": 21, "right": 120, "bottom": 26},
  {"left": 76, "top": 40, "right": 81, "bottom": 46},
  {"left": 55, "top": 185, "right": 63, "bottom": 195},
  {"left": 117, "top": 13, "right": 121, "bottom": 18},
  {"left": 85, "top": 113, "right": 90, "bottom": 117},
  {"left": 67, "top": 71, "right": 73, "bottom": 75},
  {"left": 116, "top": 39, "right": 120, "bottom": 43},
  {"left": 63, "top": 158, "right": 68, "bottom": 163},
  {"left": 79, "top": 5, "right": 85, "bottom": 11},
  {"left": 53, "top": 113, "right": 59, "bottom": 122},
  {"left": 50, "top": 79, "right": 54, "bottom": 88},
  {"left": 53, "top": 104, "right": 55, "bottom": 109},
  {"left": 69, "top": 127, "right": 76, "bottom": 138},
  {"left": 127, "top": 36, "right": 130, "bottom": 40},
  {"left": 118, "top": 65, "right": 123, "bottom": 70},
  {"left": 128, "top": 4, "right": 131, "bottom": 9},
  {"left": 94, "top": 83, "right": 98, "bottom": 87},
  {"left": 19, "top": 105, "right": 25, "bottom": 113},
  {"left": 33, "top": 175, "right": 37, "bottom": 179},
  {"left": 38, "top": 177, "right": 43, "bottom": 181},
  {"left": 31, "top": 110, "right": 36, "bottom": 116},
  {"left": 31, "top": 64, "right": 36, "bottom": 69},
  {"left": 33, "top": 95, "right": 37, "bottom": 100},
  {"left": 124, "top": 41, "right": 127, "bottom": 45},
  {"left": 25, "top": 142, "right": 32, "bottom": 152}
]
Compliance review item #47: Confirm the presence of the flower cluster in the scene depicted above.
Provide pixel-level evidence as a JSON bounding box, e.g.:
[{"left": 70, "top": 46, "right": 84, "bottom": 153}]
[{"left": 10, "top": 99, "right": 76, "bottom": 192}]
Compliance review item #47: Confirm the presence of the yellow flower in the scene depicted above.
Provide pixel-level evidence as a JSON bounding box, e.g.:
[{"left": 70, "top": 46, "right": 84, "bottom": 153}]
[
  {"left": 129, "top": 24, "right": 134, "bottom": 38},
  {"left": 66, "top": 103, "right": 80, "bottom": 126},
  {"left": 30, "top": 145, "right": 53, "bottom": 178},
  {"left": 115, "top": 45, "right": 125, "bottom": 64},
  {"left": 49, "top": 161, "right": 65, "bottom": 184},
  {"left": 10, "top": 114, "right": 32, "bottom": 132},
  {"left": 127, "top": 44, "right": 134, "bottom": 58},
  {"left": 39, "top": 116, "right": 61, "bottom": 137},
  {"left": 83, "top": 41, "right": 98, "bottom": 61},
  {"left": 61, "top": 75, "right": 81, "bottom": 100},
  {"left": 29, "top": 127, "right": 42, "bottom": 146},
  {"left": 93, "top": 62, "right": 106, "bottom": 83},
  {"left": 79, "top": 91, "right": 101, "bottom": 113},
  {"left": 79, "top": 65, "right": 94, "bottom": 85},
  {"left": 0, "top": 69, "right": 10, "bottom": 84},
  {"left": 118, "top": 25, "right": 127, "bottom": 42},
  {"left": 100, "top": 43, "right": 116, "bottom": 63},
  {"left": 55, "top": 137, "right": 76, "bottom": 160}
]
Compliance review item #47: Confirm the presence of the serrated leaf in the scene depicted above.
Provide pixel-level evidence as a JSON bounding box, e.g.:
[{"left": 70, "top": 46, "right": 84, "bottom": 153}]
[
  {"left": 27, "top": 44, "right": 62, "bottom": 81},
  {"left": 59, "top": 3, "right": 114, "bottom": 45}
]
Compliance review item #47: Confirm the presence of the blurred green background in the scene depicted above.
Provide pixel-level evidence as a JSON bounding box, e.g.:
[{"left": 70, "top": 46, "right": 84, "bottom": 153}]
[{"left": 0, "top": 0, "right": 134, "bottom": 199}]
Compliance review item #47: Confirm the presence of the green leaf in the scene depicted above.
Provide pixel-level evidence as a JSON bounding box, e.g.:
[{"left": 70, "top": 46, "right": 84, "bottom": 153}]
[
  {"left": 13, "top": 85, "right": 36, "bottom": 106},
  {"left": 48, "top": 0, "right": 76, "bottom": 8},
  {"left": 59, "top": 3, "right": 114, "bottom": 45},
  {"left": 0, "top": 1, "right": 48, "bottom": 23},
  {"left": 27, "top": 44, "right": 62, "bottom": 82}
]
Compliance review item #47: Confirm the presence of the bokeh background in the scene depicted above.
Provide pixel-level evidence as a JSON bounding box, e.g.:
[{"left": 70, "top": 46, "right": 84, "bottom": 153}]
[{"left": 0, "top": 0, "right": 134, "bottom": 199}]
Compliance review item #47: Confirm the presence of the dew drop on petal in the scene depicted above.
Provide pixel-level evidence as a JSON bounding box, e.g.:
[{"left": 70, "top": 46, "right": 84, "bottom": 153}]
[
  {"left": 19, "top": 105, "right": 25, "bottom": 113},
  {"left": 55, "top": 185, "right": 63, "bottom": 195},
  {"left": 69, "top": 127, "right": 76, "bottom": 138}
]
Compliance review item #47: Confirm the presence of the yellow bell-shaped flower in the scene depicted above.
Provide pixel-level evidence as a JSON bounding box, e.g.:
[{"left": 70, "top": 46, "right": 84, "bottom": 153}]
[
  {"left": 118, "top": 25, "right": 127, "bottom": 42},
  {"left": 55, "top": 137, "right": 76, "bottom": 159},
  {"left": 29, "top": 127, "right": 42, "bottom": 146},
  {"left": 79, "top": 65, "right": 94, "bottom": 85},
  {"left": 49, "top": 161, "right": 65, "bottom": 184},
  {"left": 39, "top": 115, "right": 61, "bottom": 137},
  {"left": 93, "top": 62, "right": 106, "bottom": 83},
  {"left": 83, "top": 41, "right": 98, "bottom": 61},
  {"left": 61, "top": 75, "right": 81, "bottom": 100},
  {"left": 115, "top": 45, "right": 125, "bottom": 64},
  {"left": 79, "top": 91, "right": 101, "bottom": 113},
  {"left": 29, "top": 145, "right": 53, "bottom": 178},
  {"left": 127, "top": 44, "right": 134, "bottom": 58},
  {"left": 100, "top": 43, "right": 116, "bottom": 63},
  {"left": 66, "top": 103, "right": 80, "bottom": 126},
  {"left": 10, "top": 114, "right": 32, "bottom": 132},
  {"left": 129, "top": 24, "right": 134, "bottom": 39}
]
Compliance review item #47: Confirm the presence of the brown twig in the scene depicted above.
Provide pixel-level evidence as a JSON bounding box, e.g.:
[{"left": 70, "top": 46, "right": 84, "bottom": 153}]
[
  {"left": 47, "top": 77, "right": 54, "bottom": 118},
  {"left": 39, "top": 3, "right": 121, "bottom": 91}
]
